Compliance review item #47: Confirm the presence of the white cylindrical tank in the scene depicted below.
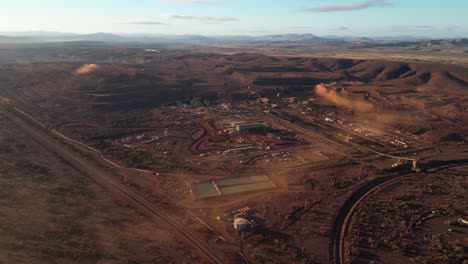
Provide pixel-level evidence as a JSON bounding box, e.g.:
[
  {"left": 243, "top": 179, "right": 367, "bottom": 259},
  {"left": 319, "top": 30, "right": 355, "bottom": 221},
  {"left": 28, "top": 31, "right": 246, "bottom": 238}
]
[{"left": 234, "top": 218, "right": 248, "bottom": 231}]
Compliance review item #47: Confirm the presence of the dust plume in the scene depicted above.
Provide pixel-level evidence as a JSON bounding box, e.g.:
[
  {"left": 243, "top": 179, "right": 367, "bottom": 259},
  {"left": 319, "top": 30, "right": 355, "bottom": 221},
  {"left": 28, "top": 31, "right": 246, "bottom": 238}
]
[
  {"left": 314, "top": 84, "right": 420, "bottom": 127},
  {"left": 360, "top": 111, "right": 418, "bottom": 128},
  {"left": 75, "top": 64, "right": 99, "bottom": 75},
  {"left": 315, "top": 84, "right": 374, "bottom": 111}
]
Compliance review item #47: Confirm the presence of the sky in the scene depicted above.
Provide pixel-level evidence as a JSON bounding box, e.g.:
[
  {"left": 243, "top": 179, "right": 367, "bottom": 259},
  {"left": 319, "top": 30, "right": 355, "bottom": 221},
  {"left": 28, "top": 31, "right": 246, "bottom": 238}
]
[{"left": 0, "top": 0, "right": 467, "bottom": 37}]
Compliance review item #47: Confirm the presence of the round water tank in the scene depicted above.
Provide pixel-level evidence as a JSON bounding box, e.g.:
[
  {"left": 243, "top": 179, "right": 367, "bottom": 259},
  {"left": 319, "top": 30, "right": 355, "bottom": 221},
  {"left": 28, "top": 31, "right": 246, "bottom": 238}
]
[{"left": 234, "top": 218, "right": 248, "bottom": 231}]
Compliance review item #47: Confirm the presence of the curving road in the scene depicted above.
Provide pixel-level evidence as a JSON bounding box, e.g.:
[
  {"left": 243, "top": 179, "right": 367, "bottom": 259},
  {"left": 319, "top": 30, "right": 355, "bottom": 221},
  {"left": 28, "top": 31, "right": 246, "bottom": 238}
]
[
  {"left": 329, "top": 159, "right": 468, "bottom": 264},
  {"left": 328, "top": 172, "right": 415, "bottom": 264}
]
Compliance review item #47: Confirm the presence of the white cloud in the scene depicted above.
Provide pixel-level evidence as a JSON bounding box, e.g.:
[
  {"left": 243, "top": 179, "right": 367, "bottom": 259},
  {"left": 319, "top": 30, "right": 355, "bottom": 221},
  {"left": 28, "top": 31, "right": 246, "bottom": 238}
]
[
  {"left": 335, "top": 26, "right": 350, "bottom": 30},
  {"left": 126, "top": 21, "right": 168, "bottom": 25},
  {"left": 160, "top": 0, "right": 204, "bottom": 3},
  {"left": 162, "top": 14, "right": 237, "bottom": 22},
  {"left": 303, "top": 0, "right": 393, "bottom": 12}
]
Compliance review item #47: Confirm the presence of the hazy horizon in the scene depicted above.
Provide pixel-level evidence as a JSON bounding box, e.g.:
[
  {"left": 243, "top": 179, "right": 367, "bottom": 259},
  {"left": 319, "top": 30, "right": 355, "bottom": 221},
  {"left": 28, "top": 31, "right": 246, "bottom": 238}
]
[
  {"left": 1, "top": 0, "right": 467, "bottom": 38},
  {"left": 0, "top": 30, "right": 466, "bottom": 40}
]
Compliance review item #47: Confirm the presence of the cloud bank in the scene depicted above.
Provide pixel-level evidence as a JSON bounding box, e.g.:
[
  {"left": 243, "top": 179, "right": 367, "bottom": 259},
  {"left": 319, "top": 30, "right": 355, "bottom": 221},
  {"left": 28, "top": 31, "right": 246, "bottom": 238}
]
[
  {"left": 303, "top": 0, "right": 393, "bottom": 12},
  {"left": 163, "top": 14, "right": 237, "bottom": 22},
  {"left": 161, "top": 0, "right": 204, "bottom": 3},
  {"left": 126, "top": 21, "right": 167, "bottom": 25}
]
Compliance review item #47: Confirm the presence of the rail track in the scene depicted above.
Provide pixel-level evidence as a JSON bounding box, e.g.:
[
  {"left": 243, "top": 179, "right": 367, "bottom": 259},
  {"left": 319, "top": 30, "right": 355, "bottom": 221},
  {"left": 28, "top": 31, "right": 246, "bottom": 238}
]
[
  {"left": 5, "top": 101, "right": 464, "bottom": 264},
  {"left": 268, "top": 111, "right": 422, "bottom": 170},
  {"left": 329, "top": 159, "right": 468, "bottom": 264},
  {"left": 1, "top": 106, "right": 225, "bottom": 264},
  {"left": 328, "top": 172, "right": 416, "bottom": 264},
  {"left": 264, "top": 109, "right": 463, "bottom": 264}
]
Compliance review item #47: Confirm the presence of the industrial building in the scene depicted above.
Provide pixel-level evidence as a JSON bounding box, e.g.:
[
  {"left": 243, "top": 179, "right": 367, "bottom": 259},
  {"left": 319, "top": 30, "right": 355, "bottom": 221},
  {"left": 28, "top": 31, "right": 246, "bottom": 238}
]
[{"left": 235, "top": 123, "right": 266, "bottom": 133}]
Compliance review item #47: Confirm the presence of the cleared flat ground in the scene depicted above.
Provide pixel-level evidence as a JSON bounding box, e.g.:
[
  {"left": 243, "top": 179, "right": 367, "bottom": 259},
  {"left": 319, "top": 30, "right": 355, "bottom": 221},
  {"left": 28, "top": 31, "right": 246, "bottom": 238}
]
[{"left": 0, "top": 113, "right": 198, "bottom": 264}]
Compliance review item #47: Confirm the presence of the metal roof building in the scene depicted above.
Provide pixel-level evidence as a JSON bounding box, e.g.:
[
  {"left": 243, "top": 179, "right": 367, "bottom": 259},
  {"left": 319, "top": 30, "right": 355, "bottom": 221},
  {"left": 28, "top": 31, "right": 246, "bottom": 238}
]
[{"left": 235, "top": 123, "right": 266, "bottom": 133}]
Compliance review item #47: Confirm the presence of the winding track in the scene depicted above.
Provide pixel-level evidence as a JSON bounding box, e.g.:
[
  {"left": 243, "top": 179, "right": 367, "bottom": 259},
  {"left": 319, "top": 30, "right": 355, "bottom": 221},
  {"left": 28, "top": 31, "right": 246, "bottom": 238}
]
[
  {"left": 7, "top": 101, "right": 463, "bottom": 264},
  {"left": 1, "top": 106, "right": 225, "bottom": 264},
  {"left": 266, "top": 109, "right": 464, "bottom": 264},
  {"left": 328, "top": 172, "right": 415, "bottom": 264},
  {"left": 329, "top": 159, "right": 468, "bottom": 264}
]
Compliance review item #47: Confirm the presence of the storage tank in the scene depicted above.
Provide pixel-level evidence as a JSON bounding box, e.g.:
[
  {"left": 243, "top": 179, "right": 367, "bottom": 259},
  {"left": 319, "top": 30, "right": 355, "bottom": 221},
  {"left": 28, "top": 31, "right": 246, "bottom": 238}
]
[{"left": 233, "top": 217, "right": 249, "bottom": 231}]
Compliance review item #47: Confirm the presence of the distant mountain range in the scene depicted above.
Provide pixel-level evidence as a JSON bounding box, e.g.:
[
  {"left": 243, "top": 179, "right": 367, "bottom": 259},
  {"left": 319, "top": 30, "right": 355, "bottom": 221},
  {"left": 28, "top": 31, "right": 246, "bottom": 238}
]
[
  {"left": 0, "top": 31, "right": 466, "bottom": 45},
  {"left": 0, "top": 32, "right": 123, "bottom": 43}
]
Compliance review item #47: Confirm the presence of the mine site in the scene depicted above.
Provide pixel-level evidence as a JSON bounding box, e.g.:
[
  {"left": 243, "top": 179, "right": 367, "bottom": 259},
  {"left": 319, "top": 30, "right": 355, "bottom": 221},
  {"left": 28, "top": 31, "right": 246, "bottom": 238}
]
[
  {"left": 0, "top": 1, "right": 467, "bottom": 264},
  {"left": 1, "top": 43, "right": 466, "bottom": 264}
]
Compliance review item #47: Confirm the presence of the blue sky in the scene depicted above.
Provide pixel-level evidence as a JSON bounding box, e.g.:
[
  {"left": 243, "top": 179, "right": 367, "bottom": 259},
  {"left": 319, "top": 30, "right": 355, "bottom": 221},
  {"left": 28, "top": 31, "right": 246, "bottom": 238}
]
[{"left": 1, "top": 0, "right": 467, "bottom": 37}]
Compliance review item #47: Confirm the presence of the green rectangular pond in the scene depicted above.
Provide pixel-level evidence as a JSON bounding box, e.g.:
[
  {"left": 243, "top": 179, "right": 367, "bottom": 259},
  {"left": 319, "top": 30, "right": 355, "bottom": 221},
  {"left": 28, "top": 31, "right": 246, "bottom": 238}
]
[
  {"left": 216, "top": 175, "right": 269, "bottom": 187},
  {"left": 219, "top": 181, "right": 275, "bottom": 195},
  {"left": 193, "top": 182, "right": 219, "bottom": 198},
  {"left": 193, "top": 175, "right": 275, "bottom": 198}
]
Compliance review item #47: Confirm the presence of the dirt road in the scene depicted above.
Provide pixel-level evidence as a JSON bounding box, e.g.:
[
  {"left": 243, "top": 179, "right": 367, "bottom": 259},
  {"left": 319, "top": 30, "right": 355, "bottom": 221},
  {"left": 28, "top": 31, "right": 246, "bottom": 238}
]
[{"left": 1, "top": 106, "right": 225, "bottom": 264}]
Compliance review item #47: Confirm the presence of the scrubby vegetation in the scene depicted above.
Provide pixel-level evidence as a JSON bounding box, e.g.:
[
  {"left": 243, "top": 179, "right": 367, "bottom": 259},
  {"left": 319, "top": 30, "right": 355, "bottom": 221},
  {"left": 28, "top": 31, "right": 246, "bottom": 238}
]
[
  {"left": 93, "top": 139, "right": 197, "bottom": 173},
  {"left": 346, "top": 174, "right": 467, "bottom": 264}
]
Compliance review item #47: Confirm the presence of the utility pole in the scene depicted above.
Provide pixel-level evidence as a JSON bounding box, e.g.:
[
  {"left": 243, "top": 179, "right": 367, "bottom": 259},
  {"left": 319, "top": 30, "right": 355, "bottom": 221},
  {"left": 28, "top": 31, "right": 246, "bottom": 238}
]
[
  {"left": 290, "top": 227, "right": 295, "bottom": 264},
  {"left": 240, "top": 230, "right": 245, "bottom": 253}
]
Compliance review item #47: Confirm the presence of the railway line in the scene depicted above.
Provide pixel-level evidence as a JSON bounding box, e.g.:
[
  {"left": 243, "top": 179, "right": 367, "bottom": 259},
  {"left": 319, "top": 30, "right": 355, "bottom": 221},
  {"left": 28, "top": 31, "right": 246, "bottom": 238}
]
[
  {"left": 264, "top": 111, "right": 362, "bottom": 154},
  {"left": 265, "top": 109, "right": 460, "bottom": 264},
  {"left": 1, "top": 106, "right": 225, "bottom": 264},
  {"left": 268, "top": 111, "right": 421, "bottom": 170},
  {"left": 328, "top": 172, "right": 417, "bottom": 264},
  {"left": 329, "top": 159, "right": 468, "bottom": 264},
  {"left": 4, "top": 100, "right": 463, "bottom": 264}
]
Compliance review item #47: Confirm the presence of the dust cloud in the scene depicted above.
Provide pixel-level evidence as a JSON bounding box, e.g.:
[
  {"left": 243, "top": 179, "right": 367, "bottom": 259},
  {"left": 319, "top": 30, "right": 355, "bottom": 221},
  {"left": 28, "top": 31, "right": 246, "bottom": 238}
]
[
  {"left": 315, "top": 84, "right": 420, "bottom": 127},
  {"left": 75, "top": 64, "right": 99, "bottom": 75},
  {"left": 315, "top": 84, "right": 374, "bottom": 111}
]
